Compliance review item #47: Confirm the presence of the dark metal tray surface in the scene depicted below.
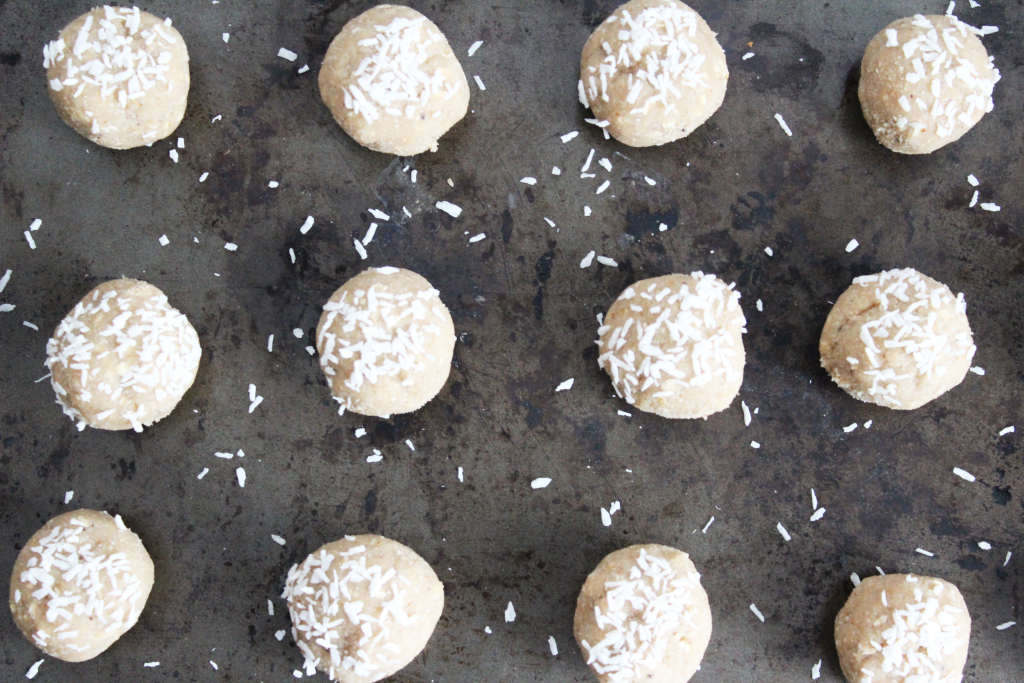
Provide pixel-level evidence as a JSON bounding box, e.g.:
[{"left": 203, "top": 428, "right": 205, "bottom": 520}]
[{"left": 0, "top": 0, "right": 1021, "bottom": 681}]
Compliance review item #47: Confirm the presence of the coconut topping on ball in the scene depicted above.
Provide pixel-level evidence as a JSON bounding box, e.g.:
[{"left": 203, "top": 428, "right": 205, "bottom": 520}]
[
  {"left": 580, "top": 548, "right": 705, "bottom": 681},
  {"left": 580, "top": 3, "right": 712, "bottom": 116},
  {"left": 596, "top": 271, "right": 745, "bottom": 406},
  {"left": 849, "top": 268, "right": 975, "bottom": 407},
  {"left": 883, "top": 14, "right": 999, "bottom": 141},
  {"left": 43, "top": 6, "right": 180, "bottom": 122},
  {"left": 282, "top": 542, "right": 419, "bottom": 679},
  {"left": 16, "top": 515, "right": 147, "bottom": 655},
  {"left": 342, "top": 15, "right": 463, "bottom": 125}
]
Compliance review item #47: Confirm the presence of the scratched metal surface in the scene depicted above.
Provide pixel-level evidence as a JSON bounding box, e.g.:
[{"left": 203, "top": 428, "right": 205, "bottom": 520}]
[{"left": 0, "top": 0, "right": 1022, "bottom": 681}]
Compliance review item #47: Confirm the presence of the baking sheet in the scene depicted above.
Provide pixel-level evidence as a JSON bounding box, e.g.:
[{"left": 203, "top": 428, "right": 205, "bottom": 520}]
[{"left": 0, "top": 0, "right": 1021, "bottom": 680}]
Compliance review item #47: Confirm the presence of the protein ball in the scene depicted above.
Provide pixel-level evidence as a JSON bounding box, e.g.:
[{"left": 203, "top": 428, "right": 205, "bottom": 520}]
[
  {"left": 319, "top": 5, "right": 469, "bottom": 155},
  {"left": 859, "top": 14, "right": 999, "bottom": 155},
  {"left": 574, "top": 544, "right": 712, "bottom": 683},
  {"left": 282, "top": 534, "right": 444, "bottom": 682},
  {"left": 819, "top": 268, "right": 975, "bottom": 410},
  {"left": 597, "top": 272, "right": 746, "bottom": 419},
  {"left": 835, "top": 574, "right": 971, "bottom": 683},
  {"left": 316, "top": 267, "right": 456, "bottom": 417},
  {"left": 45, "top": 279, "right": 202, "bottom": 432},
  {"left": 579, "top": 0, "right": 728, "bottom": 147},
  {"left": 9, "top": 510, "right": 155, "bottom": 662},
  {"left": 43, "top": 6, "right": 190, "bottom": 149}
]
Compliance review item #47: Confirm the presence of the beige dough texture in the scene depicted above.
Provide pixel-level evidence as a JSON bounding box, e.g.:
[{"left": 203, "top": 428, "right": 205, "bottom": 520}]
[
  {"left": 45, "top": 278, "right": 202, "bottom": 432},
  {"left": 9, "top": 509, "right": 155, "bottom": 663},
  {"left": 819, "top": 268, "right": 975, "bottom": 410},
  {"left": 574, "top": 544, "right": 712, "bottom": 683},
  {"left": 44, "top": 6, "right": 190, "bottom": 149},
  {"left": 835, "top": 574, "right": 971, "bottom": 683},
  {"left": 597, "top": 272, "right": 745, "bottom": 419},
  {"left": 319, "top": 5, "right": 469, "bottom": 155},
  {"left": 317, "top": 267, "right": 456, "bottom": 418},
  {"left": 579, "top": 0, "right": 728, "bottom": 147},
  {"left": 282, "top": 534, "right": 444, "bottom": 682},
  {"left": 859, "top": 14, "right": 999, "bottom": 154}
]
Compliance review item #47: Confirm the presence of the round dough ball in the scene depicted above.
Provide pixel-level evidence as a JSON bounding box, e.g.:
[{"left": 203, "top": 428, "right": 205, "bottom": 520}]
[
  {"left": 45, "top": 278, "right": 202, "bottom": 432},
  {"left": 859, "top": 14, "right": 999, "bottom": 154},
  {"left": 319, "top": 5, "right": 469, "bottom": 155},
  {"left": 597, "top": 272, "right": 746, "bottom": 419},
  {"left": 44, "top": 6, "right": 190, "bottom": 149},
  {"left": 316, "top": 267, "right": 455, "bottom": 417},
  {"left": 835, "top": 574, "right": 971, "bottom": 683},
  {"left": 282, "top": 534, "right": 444, "bottom": 682},
  {"left": 574, "top": 544, "right": 712, "bottom": 683},
  {"left": 579, "top": 0, "right": 728, "bottom": 147},
  {"left": 820, "top": 268, "right": 975, "bottom": 410},
  {"left": 9, "top": 510, "right": 155, "bottom": 662}
]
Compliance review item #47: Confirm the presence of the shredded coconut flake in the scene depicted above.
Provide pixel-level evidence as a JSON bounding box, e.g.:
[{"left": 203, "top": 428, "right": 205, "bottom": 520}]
[
  {"left": 750, "top": 604, "right": 765, "bottom": 622},
  {"left": 436, "top": 201, "right": 462, "bottom": 217},
  {"left": 846, "top": 238, "right": 859, "bottom": 252},
  {"left": 469, "top": 233, "right": 486, "bottom": 243},
  {"left": 999, "top": 425, "right": 1014, "bottom": 436},
  {"left": 774, "top": 113, "right": 793, "bottom": 136},
  {"left": 952, "top": 467, "right": 976, "bottom": 482},
  {"left": 777, "top": 523, "right": 791, "bottom": 541},
  {"left": 555, "top": 378, "right": 574, "bottom": 392},
  {"left": 277, "top": 47, "right": 297, "bottom": 61},
  {"left": 531, "top": 477, "right": 551, "bottom": 489},
  {"left": 505, "top": 601, "right": 516, "bottom": 622},
  {"left": 467, "top": 40, "right": 483, "bottom": 56},
  {"left": 915, "top": 548, "right": 935, "bottom": 557},
  {"left": 548, "top": 635, "right": 558, "bottom": 656},
  {"left": 560, "top": 131, "right": 579, "bottom": 143},
  {"left": 236, "top": 467, "right": 246, "bottom": 487}
]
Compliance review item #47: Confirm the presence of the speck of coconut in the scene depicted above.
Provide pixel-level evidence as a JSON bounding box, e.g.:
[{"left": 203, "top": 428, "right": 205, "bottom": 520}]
[
  {"left": 0, "top": 269, "right": 10, "bottom": 294},
  {"left": 405, "top": 439, "right": 415, "bottom": 451},
  {"left": 777, "top": 523, "right": 791, "bottom": 541},
  {"left": 596, "top": 180, "right": 610, "bottom": 194},
  {"left": 617, "top": 410, "right": 632, "bottom": 417},
  {"left": 197, "top": 467, "right": 209, "bottom": 479},
  {"left": 811, "top": 659, "right": 821, "bottom": 679},
  {"left": 410, "top": 170, "right": 418, "bottom": 183},
  {"left": 560, "top": 131, "right": 579, "bottom": 143},
  {"left": 845, "top": 238, "right": 859, "bottom": 252},
  {"left": 595, "top": 255, "right": 617, "bottom": 268},
  {"left": 774, "top": 113, "right": 793, "bottom": 136},
  {"left": 811, "top": 489, "right": 818, "bottom": 510},
  {"left": 215, "top": 451, "right": 234, "bottom": 459},
  {"left": 981, "top": 202, "right": 1001, "bottom": 211},
  {"left": 851, "top": 573, "right": 861, "bottom": 586},
  {"left": 531, "top": 477, "right": 551, "bottom": 489},
  {"left": 354, "top": 239, "right": 368, "bottom": 260},
  {"left": 844, "top": 423, "right": 858, "bottom": 433},
  {"left": 751, "top": 441, "right": 760, "bottom": 449},
  {"left": 915, "top": 548, "right": 935, "bottom": 557},
  {"left": 144, "top": 662, "right": 160, "bottom": 668},
  {"left": 764, "top": 246, "right": 773, "bottom": 256},
  {"left": 472, "top": 74, "right": 486, "bottom": 90},
  {"left": 468, "top": 40, "right": 483, "bottom": 56},
  {"left": 277, "top": 47, "right": 297, "bottom": 61},
  {"left": 212, "top": 114, "right": 222, "bottom": 122},
  {"left": 742, "top": 52, "right": 755, "bottom": 60},
  {"left": 157, "top": 234, "right": 170, "bottom": 247},
  {"left": 168, "top": 149, "right": 178, "bottom": 163},
  {"left": 268, "top": 180, "right": 279, "bottom": 188},
  {"left": 436, "top": 201, "right": 462, "bottom": 217},
  {"left": 24, "top": 231, "right": 36, "bottom": 249},
  {"left": 876, "top": 567, "right": 886, "bottom": 576},
  {"left": 297, "top": 64, "right": 309, "bottom": 74},
  {"left": 978, "top": 541, "right": 992, "bottom": 550},
  {"left": 248, "top": 395, "right": 263, "bottom": 413},
  {"left": 969, "top": 366, "right": 984, "bottom": 375},
  {"left": 1004, "top": 551, "right": 1012, "bottom": 566},
  {"left": 469, "top": 233, "right": 486, "bottom": 243},
  {"left": 702, "top": 516, "right": 714, "bottom": 533},
  {"left": 644, "top": 176, "right": 657, "bottom": 186},
  {"left": 967, "top": 174, "right": 979, "bottom": 186},
  {"left": 267, "top": 599, "right": 275, "bottom": 616},
  {"left": 222, "top": 32, "right": 229, "bottom": 43},
  {"left": 599, "top": 158, "right": 613, "bottom": 172},
  {"left": 750, "top": 604, "right": 765, "bottom": 622},
  {"left": 552, "top": 166, "right": 561, "bottom": 175},
  {"left": 997, "top": 621, "right": 1016, "bottom": 630},
  {"left": 969, "top": 190, "right": 979, "bottom": 207},
  {"left": 25, "top": 660, "right": 44, "bottom": 679},
  {"left": 521, "top": 177, "right": 537, "bottom": 185},
  {"left": 584, "top": 206, "right": 592, "bottom": 216},
  {"left": 224, "top": 242, "right": 238, "bottom": 251},
  {"left": 199, "top": 172, "right": 209, "bottom": 183},
  {"left": 999, "top": 425, "right": 1014, "bottom": 436},
  {"left": 600, "top": 508, "right": 612, "bottom": 526},
  {"left": 1, "top": 303, "right": 16, "bottom": 313},
  {"left": 366, "top": 450, "right": 383, "bottom": 463},
  {"left": 305, "top": 345, "right": 315, "bottom": 355},
  {"left": 952, "top": 467, "right": 976, "bottom": 482},
  {"left": 210, "top": 661, "right": 218, "bottom": 670},
  {"left": 23, "top": 321, "right": 39, "bottom": 331},
  {"left": 235, "top": 467, "right": 246, "bottom": 487},
  {"left": 863, "top": 420, "right": 872, "bottom": 428},
  {"left": 810, "top": 508, "right": 826, "bottom": 522},
  {"left": 555, "top": 378, "right": 574, "bottom": 392},
  {"left": 267, "top": 334, "right": 274, "bottom": 352},
  {"left": 176, "top": 137, "right": 184, "bottom": 149},
  {"left": 271, "top": 534, "right": 286, "bottom": 546},
  {"left": 505, "top": 602, "right": 516, "bottom": 622},
  {"left": 63, "top": 490, "right": 73, "bottom": 504}
]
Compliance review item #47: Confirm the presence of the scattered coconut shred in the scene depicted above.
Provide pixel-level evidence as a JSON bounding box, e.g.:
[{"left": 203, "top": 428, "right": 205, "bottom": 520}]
[{"left": 579, "top": 548, "right": 706, "bottom": 680}]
